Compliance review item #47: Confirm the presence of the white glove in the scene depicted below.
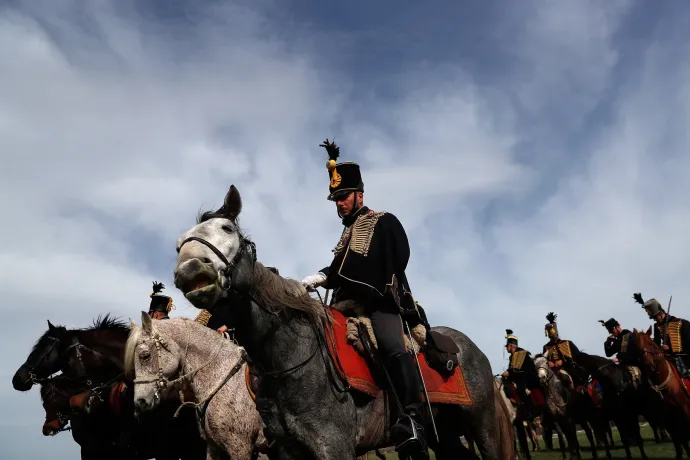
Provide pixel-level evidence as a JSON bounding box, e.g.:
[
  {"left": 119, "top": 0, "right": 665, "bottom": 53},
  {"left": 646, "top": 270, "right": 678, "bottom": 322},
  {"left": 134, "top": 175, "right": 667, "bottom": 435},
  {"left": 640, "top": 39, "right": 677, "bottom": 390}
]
[{"left": 301, "top": 272, "right": 327, "bottom": 291}]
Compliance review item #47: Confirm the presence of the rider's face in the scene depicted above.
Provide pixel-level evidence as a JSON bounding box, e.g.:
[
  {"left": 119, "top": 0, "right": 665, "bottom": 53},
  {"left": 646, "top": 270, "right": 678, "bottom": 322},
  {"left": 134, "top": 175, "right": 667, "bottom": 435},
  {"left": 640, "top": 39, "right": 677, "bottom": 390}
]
[
  {"left": 335, "top": 192, "right": 361, "bottom": 216},
  {"left": 654, "top": 312, "right": 665, "bottom": 324}
]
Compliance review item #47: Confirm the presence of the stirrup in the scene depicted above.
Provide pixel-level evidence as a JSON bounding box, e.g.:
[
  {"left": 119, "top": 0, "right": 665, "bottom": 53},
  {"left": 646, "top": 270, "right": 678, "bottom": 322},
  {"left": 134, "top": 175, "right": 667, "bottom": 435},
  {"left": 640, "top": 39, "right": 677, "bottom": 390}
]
[{"left": 391, "top": 415, "right": 427, "bottom": 455}]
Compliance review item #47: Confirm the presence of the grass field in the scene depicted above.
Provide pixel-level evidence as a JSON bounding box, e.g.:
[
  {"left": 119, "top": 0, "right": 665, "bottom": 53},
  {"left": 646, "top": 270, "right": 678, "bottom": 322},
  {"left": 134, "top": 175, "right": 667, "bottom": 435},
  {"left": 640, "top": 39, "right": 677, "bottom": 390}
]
[{"left": 381, "top": 424, "right": 677, "bottom": 459}]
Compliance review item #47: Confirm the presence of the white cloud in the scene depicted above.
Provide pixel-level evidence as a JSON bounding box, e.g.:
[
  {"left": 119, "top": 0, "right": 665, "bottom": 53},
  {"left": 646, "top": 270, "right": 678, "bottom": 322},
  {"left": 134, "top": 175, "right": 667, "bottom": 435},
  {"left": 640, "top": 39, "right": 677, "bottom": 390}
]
[{"left": 3, "top": 1, "right": 689, "bottom": 458}]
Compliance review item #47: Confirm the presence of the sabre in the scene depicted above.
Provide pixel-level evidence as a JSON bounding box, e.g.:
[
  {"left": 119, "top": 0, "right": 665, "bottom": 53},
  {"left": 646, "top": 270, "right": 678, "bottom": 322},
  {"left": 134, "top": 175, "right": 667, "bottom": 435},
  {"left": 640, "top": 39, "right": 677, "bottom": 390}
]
[
  {"left": 663, "top": 295, "right": 673, "bottom": 348},
  {"left": 403, "top": 318, "right": 439, "bottom": 444}
]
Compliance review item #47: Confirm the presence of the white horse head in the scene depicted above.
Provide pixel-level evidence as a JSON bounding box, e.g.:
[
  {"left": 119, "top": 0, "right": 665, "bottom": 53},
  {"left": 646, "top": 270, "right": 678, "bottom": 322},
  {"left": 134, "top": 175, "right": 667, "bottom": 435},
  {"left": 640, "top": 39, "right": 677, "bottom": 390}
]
[
  {"left": 533, "top": 354, "right": 549, "bottom": 384},
  {"left": 173, "top": 184, "right": 256, "bottom": 310},
  {"left": 125, "top": 312, "right": 184, "bottom": 412}
]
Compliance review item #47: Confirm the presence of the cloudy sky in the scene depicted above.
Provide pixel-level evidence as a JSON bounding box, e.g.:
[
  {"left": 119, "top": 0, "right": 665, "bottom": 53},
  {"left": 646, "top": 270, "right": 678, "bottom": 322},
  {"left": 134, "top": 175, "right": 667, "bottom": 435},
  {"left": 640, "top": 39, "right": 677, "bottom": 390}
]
[{"left": 2, "top": 0, "right": 690, "bottom": 457}]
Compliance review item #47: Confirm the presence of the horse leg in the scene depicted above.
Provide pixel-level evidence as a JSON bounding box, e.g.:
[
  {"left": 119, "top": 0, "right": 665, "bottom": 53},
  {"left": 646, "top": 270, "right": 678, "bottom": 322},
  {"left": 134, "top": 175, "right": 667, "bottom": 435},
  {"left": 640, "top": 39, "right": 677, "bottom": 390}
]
[
  {"left": 514, "top": 419, "right": 531, "bottom": 460},
  {"left": 552, "top": 423, "right": 567, "bottom": 459},
  {"left": 580, "top": 422, "right": 598, "bottom": 459},
  {"left": 434, "top": 436, "right": 479, "bottom": 460},
  {"left": 631, "top": 420, "right": 648, "bottom": 460}
]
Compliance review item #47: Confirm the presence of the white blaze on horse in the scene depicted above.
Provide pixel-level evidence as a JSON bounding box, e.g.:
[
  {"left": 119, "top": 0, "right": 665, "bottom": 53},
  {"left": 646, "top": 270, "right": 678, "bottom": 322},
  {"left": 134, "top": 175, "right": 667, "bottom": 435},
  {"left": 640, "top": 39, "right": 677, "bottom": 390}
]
[
  {"left": 125, "top": 313, "right": 266, "bottom": 460},
  {"left": 170, "top": 184, "right": 516, "bottom": 460}
]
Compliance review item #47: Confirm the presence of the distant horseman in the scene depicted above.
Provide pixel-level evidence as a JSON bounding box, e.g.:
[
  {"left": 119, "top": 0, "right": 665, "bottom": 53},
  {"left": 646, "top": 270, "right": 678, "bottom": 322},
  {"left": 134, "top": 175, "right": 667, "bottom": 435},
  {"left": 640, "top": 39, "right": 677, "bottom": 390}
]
[{"left": 634, "top": 292, "right": 690, "bottom": 380}]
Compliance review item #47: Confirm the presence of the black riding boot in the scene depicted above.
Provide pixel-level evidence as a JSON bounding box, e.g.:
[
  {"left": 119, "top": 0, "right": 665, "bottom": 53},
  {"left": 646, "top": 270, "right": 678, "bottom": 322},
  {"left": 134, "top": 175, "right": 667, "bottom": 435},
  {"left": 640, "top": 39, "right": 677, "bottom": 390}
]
[{"left": 386, "top": 352, "right": 428, "bottom": 456}]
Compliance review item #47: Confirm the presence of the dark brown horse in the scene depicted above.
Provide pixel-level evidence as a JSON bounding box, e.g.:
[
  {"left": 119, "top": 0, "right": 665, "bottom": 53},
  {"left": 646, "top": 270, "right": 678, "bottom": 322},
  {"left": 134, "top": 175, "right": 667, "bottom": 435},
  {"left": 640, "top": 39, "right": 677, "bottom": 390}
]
[
  {"left": 632, "top": 328, "right": 690, "bottom": 459},
  {"left": 40, "top": 374, "right": 122, "bottom": 460},
  {"left": 13, "top": 315, "right": 206, "bottom": 460}
]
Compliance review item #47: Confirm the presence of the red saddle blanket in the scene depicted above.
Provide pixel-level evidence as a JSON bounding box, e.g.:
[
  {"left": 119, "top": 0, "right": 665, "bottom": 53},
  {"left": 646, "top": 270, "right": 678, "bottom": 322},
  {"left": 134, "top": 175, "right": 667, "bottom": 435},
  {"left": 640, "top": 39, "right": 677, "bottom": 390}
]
[
  {"left": 325, "top": 309, "right": 473, "bottom": 406},
  {"left": 587, "top": 379, "right": 603, "bottom": 407},
  {"left": 530, "top": 387, "right": 545, "bottom": 407}
]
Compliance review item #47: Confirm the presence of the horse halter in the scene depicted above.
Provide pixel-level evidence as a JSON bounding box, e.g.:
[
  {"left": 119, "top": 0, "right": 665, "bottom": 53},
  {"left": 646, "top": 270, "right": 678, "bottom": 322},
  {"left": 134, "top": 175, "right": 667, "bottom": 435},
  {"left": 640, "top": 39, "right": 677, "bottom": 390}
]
[
  {"left": 26, "top": 336, "right": 60, "bottom": 385},
  {"left": 43, "top": 385, "right": 73, "bottom": 434},
  {"left": 178, "top": 235, "right": 257, "bottom": 291}
]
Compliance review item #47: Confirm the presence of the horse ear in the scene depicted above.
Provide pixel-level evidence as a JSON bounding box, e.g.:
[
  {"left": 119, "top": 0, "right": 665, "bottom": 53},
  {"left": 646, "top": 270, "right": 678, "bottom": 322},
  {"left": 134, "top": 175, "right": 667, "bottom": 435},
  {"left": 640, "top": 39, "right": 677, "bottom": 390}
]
[
  {"left": 141, "top": 311, "right": 152, "bottom": 333},
  {"left": 47, "top": 320, "right": 55, "bottom": 331},
  {"left": 223, "top": 185, "right": 242, "bottom": 221},
  {"left": 130, "top": 319, "right": 137, "bottom": 329},
  {"left": 646, "top": 326, "right": 652, "bottom": 336}
]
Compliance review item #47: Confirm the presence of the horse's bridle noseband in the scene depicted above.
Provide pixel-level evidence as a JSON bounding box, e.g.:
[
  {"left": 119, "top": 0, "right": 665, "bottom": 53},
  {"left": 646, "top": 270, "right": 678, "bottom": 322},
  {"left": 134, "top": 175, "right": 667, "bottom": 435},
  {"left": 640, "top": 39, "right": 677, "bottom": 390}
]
[{"left": 178, "top": 235, "right": 256, "bottom": 290}]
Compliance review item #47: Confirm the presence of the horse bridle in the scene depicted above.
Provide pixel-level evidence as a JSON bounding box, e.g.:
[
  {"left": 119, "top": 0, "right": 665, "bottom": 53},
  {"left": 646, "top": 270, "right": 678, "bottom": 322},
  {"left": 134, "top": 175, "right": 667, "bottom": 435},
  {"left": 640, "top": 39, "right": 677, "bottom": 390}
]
[
  {"left": 26, "top": 334, "right": 121, "bottom": 391},
  {"left": 26, "top": 336, "right": 60, "bottom": 385},
  {"left": 43, "top": 384, "right": 74, "bottom": 434},
  {"left": 177, "top": 235, "right": 257, "bottom": 290},
  {"left": 177, "top": 232, "right": 346, "bottom": 390}
]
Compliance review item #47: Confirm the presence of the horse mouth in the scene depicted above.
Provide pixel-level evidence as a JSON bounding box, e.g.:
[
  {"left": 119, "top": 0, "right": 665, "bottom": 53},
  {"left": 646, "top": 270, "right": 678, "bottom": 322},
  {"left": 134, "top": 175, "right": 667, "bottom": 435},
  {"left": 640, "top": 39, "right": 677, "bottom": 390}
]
[{"left": 181, "top": 273, "right": 216, "bottom": 296}]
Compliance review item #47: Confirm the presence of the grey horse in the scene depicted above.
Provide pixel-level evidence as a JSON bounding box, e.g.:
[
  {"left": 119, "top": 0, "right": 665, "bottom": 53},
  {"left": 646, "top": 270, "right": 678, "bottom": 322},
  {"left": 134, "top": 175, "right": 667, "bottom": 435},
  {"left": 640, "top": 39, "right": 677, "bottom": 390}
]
[
  {"left": 534, "top": 354, "right": 582, "bottom": 460},
  {"left": 170, "top": 184, "right": 515, "bottom": 460}
]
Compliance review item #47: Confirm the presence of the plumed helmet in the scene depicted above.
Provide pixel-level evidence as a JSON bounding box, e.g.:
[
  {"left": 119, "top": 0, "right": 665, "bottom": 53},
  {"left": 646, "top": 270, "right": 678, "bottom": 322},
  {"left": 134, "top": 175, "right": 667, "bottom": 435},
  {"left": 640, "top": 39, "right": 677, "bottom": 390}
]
[
  {"left": 545, "top": 312, "right": 558, "bottom": 338},
  {"left": 633, "top": 292, "right": 664, "bottom": 319}
]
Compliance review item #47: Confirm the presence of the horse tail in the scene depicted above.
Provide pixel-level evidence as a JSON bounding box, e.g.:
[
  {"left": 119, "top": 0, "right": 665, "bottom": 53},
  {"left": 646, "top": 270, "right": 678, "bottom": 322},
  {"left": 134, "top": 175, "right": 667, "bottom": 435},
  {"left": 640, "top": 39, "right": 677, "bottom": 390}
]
[{"left": 493, "top": 381, "right": 517, "bottom": 460}]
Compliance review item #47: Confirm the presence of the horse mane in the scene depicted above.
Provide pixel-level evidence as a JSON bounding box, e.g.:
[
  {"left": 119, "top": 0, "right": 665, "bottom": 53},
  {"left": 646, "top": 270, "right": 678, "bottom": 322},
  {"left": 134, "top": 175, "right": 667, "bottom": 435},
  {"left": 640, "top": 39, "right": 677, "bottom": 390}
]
[
  {"left": 124, "top": 324, "right": 142, "bottom": 379},
  {"left": 89, "top": 313, "right": 130, "bottom": 336},
  {"left": 249, "top": 263, "right": 331, "bottom": 325}
]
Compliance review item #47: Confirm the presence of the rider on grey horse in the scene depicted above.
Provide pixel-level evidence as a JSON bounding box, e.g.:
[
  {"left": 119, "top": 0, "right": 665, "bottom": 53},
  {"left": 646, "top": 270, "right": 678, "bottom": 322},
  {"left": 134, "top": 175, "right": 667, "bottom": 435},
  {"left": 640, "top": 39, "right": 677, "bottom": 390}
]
[{"left": 301, "top": 139, "right": 429, "bottom": 456}]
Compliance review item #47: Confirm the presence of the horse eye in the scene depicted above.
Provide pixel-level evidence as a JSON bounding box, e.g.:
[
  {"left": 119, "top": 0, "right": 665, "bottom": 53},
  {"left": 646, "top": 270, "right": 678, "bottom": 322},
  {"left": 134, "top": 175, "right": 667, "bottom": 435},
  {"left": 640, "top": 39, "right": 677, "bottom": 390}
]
[
  {"left": 140, "top": 350, "right": 150, "bottom": 360},
  {"left": 221, "top": 225, "right": 234, "bottom": 233}
]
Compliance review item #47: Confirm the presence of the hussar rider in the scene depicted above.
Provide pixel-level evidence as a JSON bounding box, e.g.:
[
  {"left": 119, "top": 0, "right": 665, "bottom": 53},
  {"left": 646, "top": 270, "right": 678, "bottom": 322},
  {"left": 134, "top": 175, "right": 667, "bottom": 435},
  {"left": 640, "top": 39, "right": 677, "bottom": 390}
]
[
  {"left": 301, "top": 139, "right": 428, "bottom": 456},
  {"left": 601, "top": 318, "right": 641, "bottom": 388},
  {"left": 148, "top": 281, "right": 174, "bottom": 320},
  {"left": 634, "top": 292, "right": 690, "bottom": 380},
  {"left": 502, "top": 329, "right": 540, "bottom": 417},
  {"left": 543, "top": 312, "right": 585, "bottom": 390}
]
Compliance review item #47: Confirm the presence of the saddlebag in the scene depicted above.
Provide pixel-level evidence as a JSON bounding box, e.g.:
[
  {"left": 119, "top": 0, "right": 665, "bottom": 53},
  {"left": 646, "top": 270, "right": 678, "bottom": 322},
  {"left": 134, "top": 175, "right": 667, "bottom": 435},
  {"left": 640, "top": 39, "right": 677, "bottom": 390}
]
[{"left": 423, "top": 330, "right": 460, "bottom": 377}]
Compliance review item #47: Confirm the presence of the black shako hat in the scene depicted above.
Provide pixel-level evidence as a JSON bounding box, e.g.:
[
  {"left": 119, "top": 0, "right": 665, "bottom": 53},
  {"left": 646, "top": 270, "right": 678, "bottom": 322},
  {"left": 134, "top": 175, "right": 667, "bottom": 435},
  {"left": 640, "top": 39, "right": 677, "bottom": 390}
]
[
  {"left": 599, "top": 318, "right": 619, "bottom": 333},
  {"left": 505, "top": 329, "right": 518, "bottom": 346},
  {"left": 320, "top": 139, "right": 364, "bottom": 201},
  {"left": 149, "top": 281, "right": 173, "bottom": 314}
]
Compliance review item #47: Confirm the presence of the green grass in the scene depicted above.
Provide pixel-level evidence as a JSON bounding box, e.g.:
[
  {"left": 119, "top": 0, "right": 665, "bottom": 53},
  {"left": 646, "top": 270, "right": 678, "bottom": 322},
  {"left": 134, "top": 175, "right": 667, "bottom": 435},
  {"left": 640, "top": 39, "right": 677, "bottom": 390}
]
[{"left": 379, "top": 424, "right": 676, "bottom": 459}]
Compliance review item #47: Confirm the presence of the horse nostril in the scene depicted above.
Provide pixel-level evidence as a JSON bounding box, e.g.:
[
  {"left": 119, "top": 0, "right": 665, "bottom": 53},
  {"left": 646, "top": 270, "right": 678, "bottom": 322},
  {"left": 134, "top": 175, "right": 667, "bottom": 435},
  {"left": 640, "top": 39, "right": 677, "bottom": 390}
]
[
  {"left": 136, "top": 398, "right": 148, "bottom": 409},
  {"left": 199, "top": 257, "right": 213, "bottom": 265}
]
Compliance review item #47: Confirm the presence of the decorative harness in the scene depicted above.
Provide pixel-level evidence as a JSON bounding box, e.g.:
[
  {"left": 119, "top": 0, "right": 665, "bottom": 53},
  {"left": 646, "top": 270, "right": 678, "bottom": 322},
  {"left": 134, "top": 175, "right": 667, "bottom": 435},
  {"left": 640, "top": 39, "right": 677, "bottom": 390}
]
[{"left": 131, "top": 319, "right": 247, "bottom": 424}]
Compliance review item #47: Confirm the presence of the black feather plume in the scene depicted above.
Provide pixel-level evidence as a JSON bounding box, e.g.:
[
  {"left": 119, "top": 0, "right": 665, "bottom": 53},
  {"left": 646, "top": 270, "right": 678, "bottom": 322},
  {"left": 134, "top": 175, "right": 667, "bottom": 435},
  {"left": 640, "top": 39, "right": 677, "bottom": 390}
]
[
  {"left": 546, "top": 312, "right": 557, "bottom": 323},
  {"left": 633, "top": 292, "right": 645, "bottom": 305},
  {"left": 506, "top": 329, "right": 513, "bottom": 336},
  {"left": 320, "top": 139, "right": 340, "bottom": 162},
  {"left": 152, "top": 281, "right": 165, "bottom": 294}
]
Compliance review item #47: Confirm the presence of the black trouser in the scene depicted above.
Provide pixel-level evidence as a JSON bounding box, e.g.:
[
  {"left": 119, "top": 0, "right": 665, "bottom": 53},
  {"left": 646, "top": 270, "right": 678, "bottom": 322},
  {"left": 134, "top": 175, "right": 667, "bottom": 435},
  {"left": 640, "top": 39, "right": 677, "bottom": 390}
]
[
  {"left": 369, "top": 306, "right": 423, "bottom": 415},
  {"left": 370, "top": 308, "right": 408, "bottom": 358}
]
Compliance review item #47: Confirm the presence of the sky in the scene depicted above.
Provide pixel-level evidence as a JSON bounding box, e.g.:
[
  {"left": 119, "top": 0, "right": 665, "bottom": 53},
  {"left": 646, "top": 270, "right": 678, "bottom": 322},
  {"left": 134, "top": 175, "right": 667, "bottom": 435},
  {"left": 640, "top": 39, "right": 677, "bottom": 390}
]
[{"left": 2, "top": 0, "right": 690, "bottom": 458}]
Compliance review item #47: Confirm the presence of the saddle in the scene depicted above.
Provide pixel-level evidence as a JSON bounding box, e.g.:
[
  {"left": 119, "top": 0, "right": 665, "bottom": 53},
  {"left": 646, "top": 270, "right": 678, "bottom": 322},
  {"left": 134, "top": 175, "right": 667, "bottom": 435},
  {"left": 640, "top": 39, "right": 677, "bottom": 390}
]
[
  {"left": 623, "top": 365, "right": 642, "bottom": 390},
  {"left": 344, "top": 314, "right": 459, "bottom": 377}
]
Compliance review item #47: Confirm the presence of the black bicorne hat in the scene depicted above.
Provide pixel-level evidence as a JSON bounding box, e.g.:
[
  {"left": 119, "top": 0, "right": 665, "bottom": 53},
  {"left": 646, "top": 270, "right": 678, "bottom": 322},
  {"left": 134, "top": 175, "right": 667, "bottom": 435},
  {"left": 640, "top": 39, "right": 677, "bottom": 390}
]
[
  {"left": 149, "top": 281, "right": 173, "bottom": 314},
  {"left": 320, "top": 139, "right": 363, "bottom": 201},
  {"left": 599, "top": 318, "right": 619, "bottom": 333},
  {"left": 505, "top": 329, "right": 518, "bottom": 346}
]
